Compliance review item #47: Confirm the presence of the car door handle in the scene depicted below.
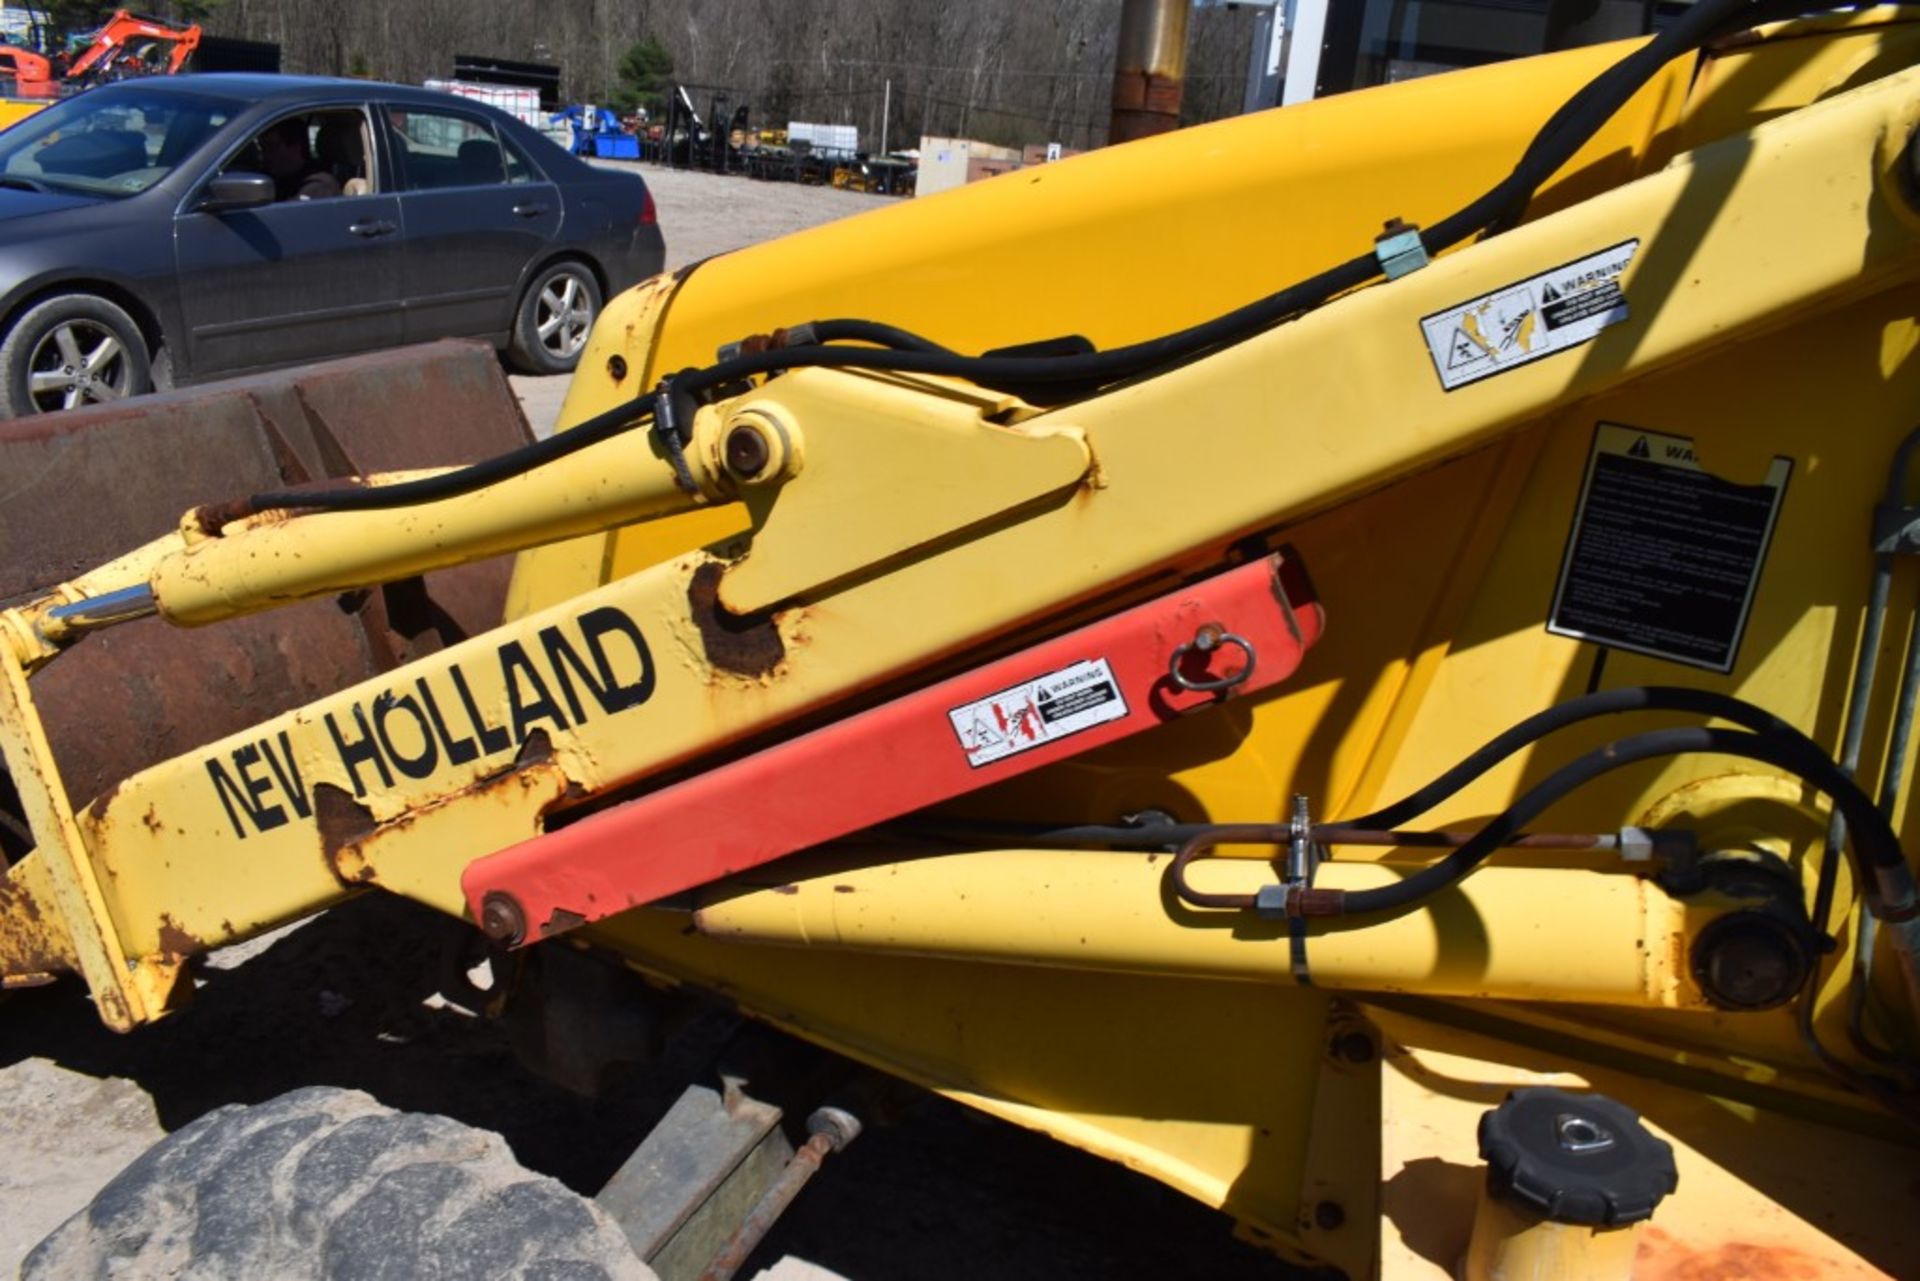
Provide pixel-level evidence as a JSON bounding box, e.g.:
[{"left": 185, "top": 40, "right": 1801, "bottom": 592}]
[
  {"left": 511, "top": 203, "right": 550, "bottom": 218},
  {"left": 348, "top": 219, "right": 396, "bottom": 237}
]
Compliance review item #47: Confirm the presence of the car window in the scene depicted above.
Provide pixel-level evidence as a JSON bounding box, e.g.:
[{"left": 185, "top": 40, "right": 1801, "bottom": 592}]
[
  {"left": 383, "top": 107, "right": 517, "bottom": 191},
  {"left": 223, "top": 108, "right": 376, "bottom": 202},
  {"left": 314, "top": 110, "right": 378, "bottom": 196},
  {"left": 499, "top": 131, "right": 541, "bottom": 185},
  {"left": 0, "top": 88, "right": 237, "bottom": 198}
]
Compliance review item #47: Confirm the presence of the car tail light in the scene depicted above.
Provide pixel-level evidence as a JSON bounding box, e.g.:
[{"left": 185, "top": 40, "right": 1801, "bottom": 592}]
[{"left": 639, "top": 190, "right": 656, "bottom": 226}]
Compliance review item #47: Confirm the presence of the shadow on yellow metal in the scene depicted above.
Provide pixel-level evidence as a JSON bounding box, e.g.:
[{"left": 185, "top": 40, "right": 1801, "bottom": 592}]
[
  {"left": 4, "top": 11, "right": 1920, "bottom": 1280},
  {"left": 519, "top": 14, "right": 1920, "bottom": 1275}
]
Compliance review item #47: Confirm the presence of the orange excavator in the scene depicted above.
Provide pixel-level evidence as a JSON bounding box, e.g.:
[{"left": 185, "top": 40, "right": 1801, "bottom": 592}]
[{"left": 0, "top": 8, "right": 202, "bottom": 100}]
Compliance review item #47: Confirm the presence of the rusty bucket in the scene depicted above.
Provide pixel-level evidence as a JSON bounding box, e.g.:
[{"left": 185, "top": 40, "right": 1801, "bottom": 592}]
[{"left": 0, "top": 340, "right": 537, "bottom": 822}]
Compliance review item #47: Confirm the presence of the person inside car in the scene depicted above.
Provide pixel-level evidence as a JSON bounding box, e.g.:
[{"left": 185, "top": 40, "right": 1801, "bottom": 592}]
[
  {"left": 257, "top": 116, "right": 340, "bottom": 201},
  {"left": 314, "top": 116, "right": 370, "bottom": 196}
]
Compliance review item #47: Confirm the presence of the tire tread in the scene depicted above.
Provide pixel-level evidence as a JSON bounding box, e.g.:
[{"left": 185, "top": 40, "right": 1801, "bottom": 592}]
[{"left": 23, "top": 1086, "right": 654, "bottom": 1281}]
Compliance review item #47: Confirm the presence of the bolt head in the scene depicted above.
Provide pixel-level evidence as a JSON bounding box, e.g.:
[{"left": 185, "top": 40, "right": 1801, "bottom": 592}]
[
  {"left": 725, "top": 424, "right": 772, "bottom": 477},
  {"left": 479, "top": 892, "right": 526, "bottom": 945},
  {"left": 1691, "top": 912, "right": 1807, "bottom": 1011},
  {"left": 1332, "top": 1030, "right": 1376, "bottom": 1065},
  {"left": 805, "top": 1106, "right": 862, "bottom": 1151}
]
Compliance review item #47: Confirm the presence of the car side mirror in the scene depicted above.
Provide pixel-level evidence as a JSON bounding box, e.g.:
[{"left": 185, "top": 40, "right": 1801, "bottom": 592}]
[{"left": 199, "top": 171, "right": 275, "bottom": 212}]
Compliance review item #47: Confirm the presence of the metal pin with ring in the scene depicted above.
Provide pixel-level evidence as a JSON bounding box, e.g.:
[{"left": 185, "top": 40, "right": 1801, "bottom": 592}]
[{"left": 1168, "top": 622, "right": 1257, "bottom": 693}]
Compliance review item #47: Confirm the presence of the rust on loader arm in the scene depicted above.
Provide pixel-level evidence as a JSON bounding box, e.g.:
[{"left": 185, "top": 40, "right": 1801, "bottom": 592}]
[{"left": 9, "top": 13, "right": 1920, "bottom": 1279}]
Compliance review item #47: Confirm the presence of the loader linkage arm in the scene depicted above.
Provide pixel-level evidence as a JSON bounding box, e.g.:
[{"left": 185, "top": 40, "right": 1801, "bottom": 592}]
[
  {"left": 8, "top": 11, "right": 1920, "bottom": 1275},
  {"left": 8, "top": 12, "right": 1920, "bottom": 1045}
]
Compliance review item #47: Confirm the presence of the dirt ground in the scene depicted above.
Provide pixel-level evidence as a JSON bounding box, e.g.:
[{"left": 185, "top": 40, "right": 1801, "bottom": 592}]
[
  {"left": 509, "top": 161, "right": 897, "bottom": 436},
  {"left": 2, "top": 165, "right": 1285, "bottom": 1280}
]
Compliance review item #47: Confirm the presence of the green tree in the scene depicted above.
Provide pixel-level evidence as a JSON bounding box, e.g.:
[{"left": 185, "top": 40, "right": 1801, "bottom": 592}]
[
  {"left": 609, "top": 36, "right": 673, "bottom": 117},
  {"left": 42, "top": 2, "right": 114, "bottom": 35}
]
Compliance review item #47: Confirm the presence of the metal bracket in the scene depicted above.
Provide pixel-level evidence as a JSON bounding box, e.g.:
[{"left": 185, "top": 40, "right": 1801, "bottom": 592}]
[
  {"left": 595, "top": 1080, "right": 791, "bottom": 1280},
  {"left": 1374, "top": 218, "right": 1430, "bottom": 280},
  {"left": 1287, "top": 792, "right": 1322, "bottom": 885},
  {"left": 1168, "top": 622, "right": 1257, "bottom": 693},
  {"left": 652, "top": 385, "right": 701, "bottom": 494}
]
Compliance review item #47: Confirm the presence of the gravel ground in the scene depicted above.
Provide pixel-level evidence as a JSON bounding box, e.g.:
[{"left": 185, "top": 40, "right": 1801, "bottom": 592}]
[
  {"left": 509, "top": 160, "right": 895, "bottom": 437},
  {"left": 2, "top": 165, "right": 1284, "bottom": 1281}
]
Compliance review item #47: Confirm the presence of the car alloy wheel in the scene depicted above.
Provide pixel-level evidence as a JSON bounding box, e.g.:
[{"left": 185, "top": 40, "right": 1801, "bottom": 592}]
[
  {"left": 535, "top": 270, "right": 594, "bottom": 362},
  {"left": 27, "top": 317, "right": 137, "bottom": 412}
]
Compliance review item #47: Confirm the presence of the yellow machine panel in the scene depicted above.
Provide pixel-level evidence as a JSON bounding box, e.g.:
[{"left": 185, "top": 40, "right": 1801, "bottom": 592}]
[{"left": 7, "top": 9, "right": 1920, "bottom": 1279}]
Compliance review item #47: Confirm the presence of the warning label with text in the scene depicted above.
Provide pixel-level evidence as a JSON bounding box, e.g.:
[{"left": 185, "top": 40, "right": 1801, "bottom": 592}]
[
  {"left": 1421, "top": 241, "right": 1638, "bottom": 391},
  {"left": 948, "top": 659, "right": 1128, "bottom": 768},
  {"left": 1548, "top": 424, "right": 1791, "bottom": 673}
]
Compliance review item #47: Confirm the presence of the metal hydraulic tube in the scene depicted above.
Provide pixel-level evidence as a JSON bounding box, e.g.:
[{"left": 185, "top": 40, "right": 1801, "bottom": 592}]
[
  {"left": 692, "top": 850, "right": 1702, "bottom": 1008},
  {"left": 146, "top": 412, "right": 733, "bottom": 628}
]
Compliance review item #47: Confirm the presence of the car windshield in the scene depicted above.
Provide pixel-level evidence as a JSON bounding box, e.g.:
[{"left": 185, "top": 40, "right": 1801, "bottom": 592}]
[{"left": 0, "top": 88, "right": 239, "bottom": 198}]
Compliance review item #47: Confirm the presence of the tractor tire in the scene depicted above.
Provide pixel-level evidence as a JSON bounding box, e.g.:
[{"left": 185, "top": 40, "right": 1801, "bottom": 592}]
[
  {"left": 0, "top": 293, "right": 151, "bottom": 418},
  {"left": 23, "top": 1086, "right": 655, "bottom": 1281},
  {"left": 507, "top": 260, "right": 602, "bottom": 375}
]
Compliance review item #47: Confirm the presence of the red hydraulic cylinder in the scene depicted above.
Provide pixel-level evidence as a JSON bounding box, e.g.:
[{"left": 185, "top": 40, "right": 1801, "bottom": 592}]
[{"left": 463, "top": 553, "right": 1323, "bottom": 945}]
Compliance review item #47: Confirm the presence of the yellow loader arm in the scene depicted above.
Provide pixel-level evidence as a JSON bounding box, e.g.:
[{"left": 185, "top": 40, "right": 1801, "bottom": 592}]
[{"left": 8, "top": 7, "right": 1920, "bottom": 1277}]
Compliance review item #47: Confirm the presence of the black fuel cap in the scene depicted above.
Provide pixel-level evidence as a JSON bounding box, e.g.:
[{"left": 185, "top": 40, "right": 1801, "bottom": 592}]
[{"left": 1477, "top": 1087, "right": 1678, "bottom": 1227}]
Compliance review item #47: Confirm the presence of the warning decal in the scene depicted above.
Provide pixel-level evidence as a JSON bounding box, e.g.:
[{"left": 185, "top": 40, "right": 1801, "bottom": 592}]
[
  {"left": 1421, "top": 240, "right": 1637, "bottom": 391},
  {"left": 1548, "top": 424, "right": 1791, "bottom": 673},
  {"left": 949, "top": 658, "right": 1128, "bottom": 768}
]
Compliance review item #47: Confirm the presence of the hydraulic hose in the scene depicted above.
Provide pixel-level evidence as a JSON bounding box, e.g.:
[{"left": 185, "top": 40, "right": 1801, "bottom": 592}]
[
  {"left": 1330, "top": 726, "right": 1912, "bottom": 919},
  {"left": 216, "top": 384, "right": 675, "bottom": 525},
  {"left": 1341, "top": 686, "right": 1803, "bottom": 831},
  {"left": 797, "top": 319, "right": 954, "bottom": 354},
  {"left": 1153, "top": 687, "right": 1916, "bottom": 922},
  {"left": 232, "top": 0, "right": 1827, "bottom": 520},
  {"left": 670, "top": 0, "right": 1792, "bottom": 401}
]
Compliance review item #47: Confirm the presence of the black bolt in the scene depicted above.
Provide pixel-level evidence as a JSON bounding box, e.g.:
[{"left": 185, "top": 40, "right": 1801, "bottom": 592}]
[
  {"left": 725, "top": 424, "right": 772, "bottom": 477},
  {"left": 1314, "top": 1201, "right": 1345, "bottom": 1231},
  {"left": 1332, "top": 1030, "right": 1376, "bottom": 1065},
  {"left": 606, "top": 354, "right": 629, "bottom": 381},
  {"left": 479, "top": 892, "right": 527, "bottom": 946},
  {"left": 1690, "top": 911, "right": 1810, "bottom": 1011}
]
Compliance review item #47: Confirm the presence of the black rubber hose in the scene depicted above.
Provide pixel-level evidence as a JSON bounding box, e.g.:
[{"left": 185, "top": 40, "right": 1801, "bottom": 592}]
[
  {"left": 239, "top": 0, "right": 1804, "bottom": 519},
  {"left": 235, "top": 385, "right": 666, "bottom": 517},
  {"left": 1416, "top": 0, "right": 1754, "bottom": 251},
  {"left": 804, "top": 319, "right": 954, "bottom": 354},
  {"left": 669, "top": 249, "right": 1379, "bottom": 401},
  {"left": 558, "top": 0, "right": 1782, "bottom": 431},
  {"left": 1341, "top": 685, "right": 1804, "bottom": 831},
  {"left": 1338, "top": 726, "right": 1908, "bottom": 917},
  {"left": 671, "top": 0, "right": 1774, "bottom": 402}
]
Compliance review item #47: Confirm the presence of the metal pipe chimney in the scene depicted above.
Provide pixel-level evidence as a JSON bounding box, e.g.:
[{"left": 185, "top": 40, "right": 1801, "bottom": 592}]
[{"left": 1109, "top": 0, "right": 1190, "bottom": 145}]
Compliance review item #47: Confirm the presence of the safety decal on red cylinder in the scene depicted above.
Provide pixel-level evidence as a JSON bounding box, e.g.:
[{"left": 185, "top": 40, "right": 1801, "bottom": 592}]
[
  {"left": 461, "top": 553, "right": 1324, "bottom": 943},
  {"left": 947, "top": 658, "right": 1128, "bottom": 768}
]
